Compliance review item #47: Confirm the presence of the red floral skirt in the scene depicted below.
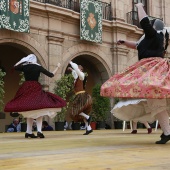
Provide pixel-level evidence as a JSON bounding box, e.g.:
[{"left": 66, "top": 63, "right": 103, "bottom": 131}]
[
  {"left": 101, "top": 57, "right": 170, "bottom": 98},
  {"left": 4, "top": 81, "right": 66, "bottom": 112}
]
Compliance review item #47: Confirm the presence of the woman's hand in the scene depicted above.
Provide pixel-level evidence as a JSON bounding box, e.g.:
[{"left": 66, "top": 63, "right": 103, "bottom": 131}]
[
  {"left": 117, "top": 40, "right": 125, "bottom": 45},
  {"left": 52, "top": 63, "right": 61, "bottom": 75},
  {"left": 57, "top": 63, "right": 61, "bottom": 68},
  {"left": 67, "top": 67, "right": 72, "bottom": 72},
  {"left": 135, "top": 2, "right": 144, "bottom": 8}
]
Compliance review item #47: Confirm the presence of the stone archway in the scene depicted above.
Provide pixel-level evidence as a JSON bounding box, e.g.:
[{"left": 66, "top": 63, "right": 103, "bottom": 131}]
[
  {"left": 61, "top": 43, "right": 112, "bottom": 84},
  {"left": 0, "top": 38, "right": 48, "bottom": 68},
  {"left": 0, "top": 33, "right": 49, "bottom": 132}
]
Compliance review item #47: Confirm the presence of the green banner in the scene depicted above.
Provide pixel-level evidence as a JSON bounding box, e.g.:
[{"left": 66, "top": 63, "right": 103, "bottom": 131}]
[
  {"left": 0, "top": 0, "right": 30, "bottom": 33},
  {"left": 80, "top": 0, "right": 102, "bottom": 43}
]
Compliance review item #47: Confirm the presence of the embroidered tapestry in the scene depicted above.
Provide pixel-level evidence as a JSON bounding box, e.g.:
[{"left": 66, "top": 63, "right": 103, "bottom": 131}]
[
  {"left": 0, "top": 0, "right": 29, "bottom": 33},
  {"left": 80, "top": 0, "right": 102, "bottom": 43}
]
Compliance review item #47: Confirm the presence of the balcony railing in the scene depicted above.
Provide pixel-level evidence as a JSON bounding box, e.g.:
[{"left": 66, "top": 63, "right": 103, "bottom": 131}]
[
  {"left": 33, "top": 0, "right": 112, "bottom": 21},
  {"left": 127, "top": 11, "right": 163, "bottom": 28}
]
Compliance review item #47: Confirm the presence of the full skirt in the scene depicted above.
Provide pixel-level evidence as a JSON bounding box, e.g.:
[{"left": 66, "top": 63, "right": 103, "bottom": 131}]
[
  {"left": 101, "top": 57, "right": 170, "bottom": 98},
  {"left": 66, "top": 92, "right": 92, "bottom": 122},
  {"left": 4, "top": 81, "right": 66, "bottom": 118},
  {"left": 100, "top": 57, "right": 170, "bottom": 122}
]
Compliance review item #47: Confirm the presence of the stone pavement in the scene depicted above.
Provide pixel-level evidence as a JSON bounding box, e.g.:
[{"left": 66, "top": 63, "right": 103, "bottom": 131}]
[{"left": 0, "top": 129, "right": 170, "bottom": 170}]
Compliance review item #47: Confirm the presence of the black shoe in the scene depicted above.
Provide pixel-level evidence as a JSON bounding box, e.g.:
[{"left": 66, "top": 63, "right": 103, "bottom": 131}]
[
  {"left": 160, "top": 133, "right": 164, "bottom": 138},
  {"left": 37, "top": 132, "right": 45, "bottom": 138},
  {"left": 155, "top": 134, "right": 170, "bottom": 144},
  {"left": 25, "top": 133, "right": 37, "bottom": 138},
  {"left": 131, "top": 130, "right": 137, "bottom": 134},
  {"left": 83, "top": 129, "right": 93, "bottom": 135},
  {"left": 87, "top": 116, "right": 91, "bottom": 126},
  {"left": 147, "top": 128, "right": 152, "bottom": 134}
]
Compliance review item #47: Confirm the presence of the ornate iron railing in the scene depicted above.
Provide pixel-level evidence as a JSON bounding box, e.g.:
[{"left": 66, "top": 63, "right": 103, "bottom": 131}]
[
  {"left": 32, "top": 0, "right": 112, "bottom": 20},
  {"left": 127, "top": 11, "right": 163, "bottom": 28}
]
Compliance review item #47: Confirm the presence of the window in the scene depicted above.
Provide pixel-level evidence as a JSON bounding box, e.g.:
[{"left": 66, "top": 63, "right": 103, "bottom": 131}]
[{"left": 132, "top": 0, "right": 147, "bottom": 26}]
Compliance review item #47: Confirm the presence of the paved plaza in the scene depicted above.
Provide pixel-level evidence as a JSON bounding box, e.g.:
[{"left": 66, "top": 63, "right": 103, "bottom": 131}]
[{"left": 0, "top": 129, "right": 170, "bottom": 170}]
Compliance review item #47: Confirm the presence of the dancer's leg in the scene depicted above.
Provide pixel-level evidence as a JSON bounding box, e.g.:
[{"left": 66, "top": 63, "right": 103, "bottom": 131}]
[
  {"left": 36, "top": 116, "right": 45, "bottom": 138},
  {"left": 155, "top": 110, "right": 170, "bottom": 144},
  {"left": 155, "top": 111, "right": 170, "bottom": 135},
  {"left": 142, "top": 122, "right": 152, "bottom": 134},
  {"left": 79, "top": 112, "right": 89, "bottom": 120},
  {"left": 132, "top": 121, "right": 137, "bottom": 130},
  {"left": 83, "top": 119, "right": 93, "bottom": 135},
  {"left": 26, "top": 118, "right": 34, "bottom": 134},
  {"left": 25, "top": 118, "right": 37, "bottom": 138},
  {"left": 131, "top": 121, "right": 137, "bottom": 134},
  {"left": 143, "top": 122, "right": 151, "bottom": 129},
  {"left": 79, "top": 112, "right": 91, "bottom": 125},
  {"left": 36, "top": 116, "right": 43, "bottom": 133}
]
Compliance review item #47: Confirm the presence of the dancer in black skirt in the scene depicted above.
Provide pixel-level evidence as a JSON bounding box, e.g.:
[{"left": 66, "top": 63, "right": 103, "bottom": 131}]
[{"left": 4, "top": 54, "right": 66, "bottom": 138}]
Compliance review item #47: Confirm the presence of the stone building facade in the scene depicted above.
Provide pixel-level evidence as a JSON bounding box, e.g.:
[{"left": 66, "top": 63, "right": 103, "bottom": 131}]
[{"left": 0, "top": 0, "right": 170, "bottom": 131}]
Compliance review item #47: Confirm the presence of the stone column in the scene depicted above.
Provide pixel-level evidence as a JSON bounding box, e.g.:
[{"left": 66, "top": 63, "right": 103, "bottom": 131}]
[
  {"left": 46, "top": 35, "right": 64, "bottom": 129},
  {"left": 111, "top": 46, "right": 129, "bottom": 74},
  {"left": 110, "top": 46, "right": 129, "bottom": 128},
  {"left": 47, "top": 35, "right": 64, "bottom": 92}
]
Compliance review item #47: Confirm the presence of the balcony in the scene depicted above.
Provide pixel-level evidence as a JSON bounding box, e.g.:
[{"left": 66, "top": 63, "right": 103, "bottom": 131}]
[
  {"left": 126, "top": 11, "right": 163, "bottom": 28},
  {"left": 33, "top": 0, "right": 112, "bottom": 21}
]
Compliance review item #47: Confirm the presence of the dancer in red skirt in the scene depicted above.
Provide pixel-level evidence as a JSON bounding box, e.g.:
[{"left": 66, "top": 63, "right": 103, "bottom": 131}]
[
  {"left": 101, "top": 3, "right": 170, "bottom": 144},
  {"left": 67, "top": 61, "right": 93, "bottom": 135},
  {"left": 4, "top": 54, "right": 66, "bottom": 138}
]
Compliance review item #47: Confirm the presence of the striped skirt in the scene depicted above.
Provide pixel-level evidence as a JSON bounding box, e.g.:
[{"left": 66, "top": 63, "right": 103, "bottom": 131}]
[{"left": 67, "top": 92, "right": 92, "bottom": 122}]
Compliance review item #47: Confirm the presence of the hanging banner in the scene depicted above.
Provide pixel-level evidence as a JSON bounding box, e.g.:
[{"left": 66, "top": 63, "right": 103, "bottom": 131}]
[
  {"left": 0, "top": 0, "right": 30, "bottom": 33},
  {"left": 80, "top": 0, "right": 102, "bottom": 43}
]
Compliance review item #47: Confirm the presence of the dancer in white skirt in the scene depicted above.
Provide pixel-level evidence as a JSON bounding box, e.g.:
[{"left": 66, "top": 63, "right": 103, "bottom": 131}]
[{"left": 101, "top": 3, "right": 170, "bottom": 144}]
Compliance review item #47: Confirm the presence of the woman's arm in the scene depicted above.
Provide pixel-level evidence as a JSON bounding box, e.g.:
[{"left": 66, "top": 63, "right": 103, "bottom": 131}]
[
  {"left": 135, "top": 3, "right": 147, "bottom": 22},
  {"left": 67, "top": 67, "right": 78, "bottom": 79},
  {"left": 52, "top": 63, "right": 61, "bottom": 75},
  {"left": 117, "top": 40, "right": 137, "bottom": 49},
  {"left": 40, "top": 66, "right": 54, "bottom": 77},
  {"left": 136, "top": 3, "right": 156, "bottom": 38},
  {"left": 69, "top": 61, "right": 85, "bottom": 80}
]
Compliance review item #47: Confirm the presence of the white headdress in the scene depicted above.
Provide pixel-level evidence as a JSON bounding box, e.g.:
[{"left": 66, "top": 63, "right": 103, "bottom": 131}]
[{"left": 14, "top": 54, "right": 40, "bottom": 66}]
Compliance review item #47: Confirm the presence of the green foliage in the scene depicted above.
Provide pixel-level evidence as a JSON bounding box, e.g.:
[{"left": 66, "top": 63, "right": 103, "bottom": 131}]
[
  {"left": 114, "top": 98, "right": 120, "bottom": 104},
  {"left": 53, "top": 74, "right": 74, "bottom": 122},
  {"left": 19, "top": 72, "right": 43, "bottom": 85},
  {"left": 19, "top": 72, "right": 25, "bottom": 85},
  {"left": 92, "top": 84, "right": 110, "bottom": 121},
  {"left": 0, "top": 69, "right": 6, "bottom": 111}
]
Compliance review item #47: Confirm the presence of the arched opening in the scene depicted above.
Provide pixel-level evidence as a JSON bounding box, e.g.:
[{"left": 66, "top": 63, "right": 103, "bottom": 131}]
[
  {"left": 65, "top": 54, "right": 109, "bottom": 94},
  {"left": 0, "top": 43, "right": 43, "bottom": 132}
]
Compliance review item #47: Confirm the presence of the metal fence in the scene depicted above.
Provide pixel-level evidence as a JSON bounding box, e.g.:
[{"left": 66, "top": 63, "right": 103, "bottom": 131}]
[{"left": 32, "top": 0, "right": 112, "bottom": 20}]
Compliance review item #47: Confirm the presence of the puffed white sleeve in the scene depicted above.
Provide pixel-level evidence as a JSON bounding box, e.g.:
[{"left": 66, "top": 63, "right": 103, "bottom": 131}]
[
  {"left": 70, "top": 61, "right": 85, "bottom": 80},
  {"left": 72, "top": 70, "right": 78, "bottom": 79}
]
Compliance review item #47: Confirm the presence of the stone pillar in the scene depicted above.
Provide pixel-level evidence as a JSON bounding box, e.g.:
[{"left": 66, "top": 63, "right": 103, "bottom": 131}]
[
  {"left": 46, "top": 35, "right": 64, "bottom": 129},
  {"left": 111, "top": 46, "right": 129, "bottom": 74},
  {"left": 47, "top": 35, "right": 64, "bottom": 92},
  {"left": 110, "top": 46, "right": 129, "bottom": 129}
]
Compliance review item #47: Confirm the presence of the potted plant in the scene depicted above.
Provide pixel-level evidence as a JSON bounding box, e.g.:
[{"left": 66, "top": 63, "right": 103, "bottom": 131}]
[
  {"left": 53, "top": 73, "right": 74, "bottom": 130},
  {"left": 92, "top": 84, "right": 110, "bottom": 129},
  {"left": 89, "top": 113, "right": 97, "bottom": 130},
  {"left": 0, "top": 68, "right": 6, "bottom": 119}
]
